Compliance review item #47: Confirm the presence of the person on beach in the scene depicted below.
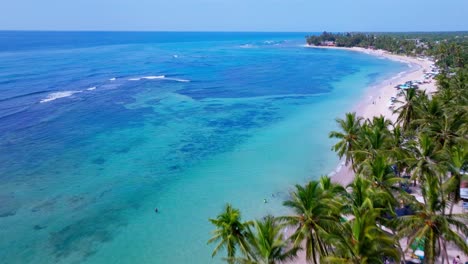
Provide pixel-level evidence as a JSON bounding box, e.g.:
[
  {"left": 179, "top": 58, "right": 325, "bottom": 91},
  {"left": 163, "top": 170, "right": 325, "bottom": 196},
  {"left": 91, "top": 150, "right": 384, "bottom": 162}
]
[{"left": 452, "top": 255, "right": 461, "bottom": 264}]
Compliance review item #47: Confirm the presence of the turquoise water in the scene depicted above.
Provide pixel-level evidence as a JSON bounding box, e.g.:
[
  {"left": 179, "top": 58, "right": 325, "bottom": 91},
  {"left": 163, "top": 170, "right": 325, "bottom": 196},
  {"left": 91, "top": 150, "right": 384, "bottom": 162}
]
[{"left": 0, "top": 32, "right": 406, "bottom": 263}]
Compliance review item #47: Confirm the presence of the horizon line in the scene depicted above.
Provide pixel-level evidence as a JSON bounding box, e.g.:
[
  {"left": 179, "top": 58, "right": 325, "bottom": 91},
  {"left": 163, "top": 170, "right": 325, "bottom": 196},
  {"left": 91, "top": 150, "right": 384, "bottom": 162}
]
[{"left": 1, "top": 29, "right": 467, "bottom": 34}]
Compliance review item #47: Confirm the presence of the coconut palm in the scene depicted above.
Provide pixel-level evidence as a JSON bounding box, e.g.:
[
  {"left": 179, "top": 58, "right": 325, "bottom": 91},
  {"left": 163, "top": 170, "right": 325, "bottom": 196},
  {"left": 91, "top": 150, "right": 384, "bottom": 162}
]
[
  {"left": 353, "top": 119, "right": 391, "bottom": 168},
  {"left": 329, "top": 112, "right": 363, "bottom": 172},
  {"left": 448, "top": 68, "right": 468, "bottom": 101},
  {"left": 361, "top": 155, "right": 401, "bottom": 199},
  {"left": 435, "top": 69, "right": 468, "bottom": 108},
  {"left": 387, "top": 124, "right": 410, "bottom": 176},
  {"left": 342, "top": 175, "right": 394, "bottom": 219},
  {"left": 443, "top": 144, "right": 468, "bottom": 214},
  {"left": 424, "top": 112, "right": 466, "bottom": 149},
  {"left": 367, "top": 115, "right": 392, "bottom": 132},
  {"left": 406, "top": 133, "right": 446, "bottom": 192},
  {"left": 232, "top": 216, "right": 299, "bottom": 264},
  {"left": 394, "top": 88, "right": 424, "bottom": 132},
  {"left": 318, "top": 175, "right": 346, "bottom": 198},
  {"left": 323, "top": 189, "right": 400, "bottom": 264},
  {"left": 208, "top": 204, "right": 251, "bottom": 262},
  {"left": 397, "top": 177, "right": 468, "bottom": 264},
  {"left": 413, "top": 97, "right": 444, "bottom": 129},
  {"left": 280, "top": 179, "right": 343, "bottom": 264}
]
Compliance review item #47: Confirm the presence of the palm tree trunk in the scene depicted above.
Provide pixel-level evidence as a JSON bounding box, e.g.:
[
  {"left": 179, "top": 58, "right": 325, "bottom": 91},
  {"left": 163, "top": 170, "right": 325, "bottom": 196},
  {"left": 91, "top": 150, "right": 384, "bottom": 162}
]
[
  {"left": 438, "top": 176, "right": 447, "bottom": 216},
  {"left": 442, "top": 239, "right": 449, "bottom": 264},
  {"left": 449, "top": 203, "right": 454, "bottom": 215},
  {"left": 449, "top": 193, "right": 456, "bottom": 215},
  {"left": 350, "top": 155, "right": 356, "bottom": 173},
  {"left": 310, "top": 237, "right": 318, "bottom": 264},
  {"left": 316, "top": 233, "right": 328, "bottom": 263},
  {"left": 390, "top": 228, "right": 406, "bottom": 263},
  {"left": 440, "top": 238, "right": 445, "bottom": 264}
]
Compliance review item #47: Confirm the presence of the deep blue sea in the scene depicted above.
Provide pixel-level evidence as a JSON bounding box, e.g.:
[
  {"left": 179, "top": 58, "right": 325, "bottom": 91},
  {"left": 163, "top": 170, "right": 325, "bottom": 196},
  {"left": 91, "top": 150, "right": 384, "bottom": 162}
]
[{"left": 0, "top": 31, "right": 407, "bottom": 263}]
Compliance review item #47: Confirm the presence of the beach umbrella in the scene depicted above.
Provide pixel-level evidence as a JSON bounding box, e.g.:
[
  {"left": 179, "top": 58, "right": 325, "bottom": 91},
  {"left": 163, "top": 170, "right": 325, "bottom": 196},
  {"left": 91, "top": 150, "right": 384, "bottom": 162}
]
[{"left": 414, "top": 249, "right": 424, "bottom": 259}]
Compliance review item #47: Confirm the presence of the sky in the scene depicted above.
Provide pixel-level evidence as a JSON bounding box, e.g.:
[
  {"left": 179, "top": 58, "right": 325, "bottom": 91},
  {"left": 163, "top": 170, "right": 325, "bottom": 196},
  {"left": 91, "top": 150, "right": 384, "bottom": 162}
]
[{"left": 1, "top": 0, "right": 467, "bottom": 32}]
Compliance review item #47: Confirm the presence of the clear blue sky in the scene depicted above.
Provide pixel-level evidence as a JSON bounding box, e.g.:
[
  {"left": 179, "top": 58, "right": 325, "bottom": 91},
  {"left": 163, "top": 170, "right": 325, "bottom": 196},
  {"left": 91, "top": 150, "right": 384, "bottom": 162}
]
[{"left": 1, "top": 0, "right": 467, "bottom": 32}]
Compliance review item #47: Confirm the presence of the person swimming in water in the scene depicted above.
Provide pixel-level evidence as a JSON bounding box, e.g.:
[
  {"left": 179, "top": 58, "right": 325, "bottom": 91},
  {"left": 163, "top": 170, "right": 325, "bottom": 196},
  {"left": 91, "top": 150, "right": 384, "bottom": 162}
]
[
  {"left": 263, "top": 199, "right": 268, "bottom": 204},
  {"left": 154, "top": 208, "right": 159, "bottom": 213}
]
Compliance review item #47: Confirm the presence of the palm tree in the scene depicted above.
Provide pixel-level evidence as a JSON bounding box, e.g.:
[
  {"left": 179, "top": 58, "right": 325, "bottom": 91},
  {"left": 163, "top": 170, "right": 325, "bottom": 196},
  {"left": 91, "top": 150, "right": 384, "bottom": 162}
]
[
  {"left": 397, "top": 177, "right": 468, "bottom": 264},
  {"left": 406, "top": 134, "right": 445, "bottom": 192},
  {"left": 361, "top": 155, "right": 401, "bottom": 199},
  {"left": 329, "top": 112, "right": 363, "bottom": 172},
  {"left": 367, "top": 115, "right": 392, "bottom": 132},
  {"left": 208, "top": 204, "right": 251, "bottom": 263},
  {"left": 413, "top": 97, "right": 443, "bottom": 129},
  {"left": 434, "top": 42, "right": 449, "bottom": 71},
  {"left": 448, "top": 68, "right": 468, "bottom": 102},
  {"left": 387, "top": 124, "right": 410, "bottom": 176},
  {"left": 280, "top": 179, "right": 343, "bottom": 264},
  {"left": 353, "top": 119, "right": 391, "bottom": 168},
  {"left": 323, "top": 185, "right": 400, "bottom": 264},
  {"left": 232, "top": 216, "right": 299, "bottom": 264},
  {"left": 424, "top": 112, "right": 465, "bottom": 149},
  {"left": 443, "top": 144, "right": 468, "bottom": 214},
  {"left": 342, "top": 175, "right": 393, "bottom": 219},
  {"left": 394, "top": 88, "right": 424, "bottom": 132},
  {"left": 318, "top": 175, "right": 346, "bottom": 198}
]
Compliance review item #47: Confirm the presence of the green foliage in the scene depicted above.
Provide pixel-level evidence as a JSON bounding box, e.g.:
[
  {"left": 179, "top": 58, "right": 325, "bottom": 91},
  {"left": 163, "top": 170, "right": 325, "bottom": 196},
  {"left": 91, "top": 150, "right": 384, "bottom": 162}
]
[
  {"left": 279, "top": 177, "right": 344, "bottom": 263},
  {"left": 323, "top": 181, "right": 400, "bottom": 264},
  {"left": 306, "top": 31, "right": 468, "bottom": 60},
  {"left": 397, "top": 177, "right": 468, "bottom": 264},
  {"left": 231, "top": 216, "right": 300, "bottom": 264},
  {"left": 329, "top": 112, "right": 363, "bottom": 172},
  {"left": 208, "top": 204, "right": 251, "bottom": 262}
]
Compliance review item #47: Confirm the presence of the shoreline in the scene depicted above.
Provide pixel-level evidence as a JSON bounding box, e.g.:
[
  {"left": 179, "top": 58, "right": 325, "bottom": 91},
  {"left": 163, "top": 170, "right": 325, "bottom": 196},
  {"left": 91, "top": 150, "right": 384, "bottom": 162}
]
[{"left": 311, "top": 46, "right": 438, "bottom": 186}]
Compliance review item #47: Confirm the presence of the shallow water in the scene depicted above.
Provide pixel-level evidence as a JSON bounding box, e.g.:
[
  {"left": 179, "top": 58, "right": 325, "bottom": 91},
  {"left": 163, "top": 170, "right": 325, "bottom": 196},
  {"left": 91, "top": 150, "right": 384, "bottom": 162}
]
[{"left": 0, "top": 32, "right": 406, "bottom": 263}]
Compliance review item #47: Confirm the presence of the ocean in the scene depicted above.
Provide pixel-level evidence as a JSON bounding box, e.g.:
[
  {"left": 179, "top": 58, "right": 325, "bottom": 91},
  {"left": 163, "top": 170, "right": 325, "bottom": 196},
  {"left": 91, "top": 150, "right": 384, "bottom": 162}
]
[{"left": 0, "top": 31, "right": 407, "bottom": 263}]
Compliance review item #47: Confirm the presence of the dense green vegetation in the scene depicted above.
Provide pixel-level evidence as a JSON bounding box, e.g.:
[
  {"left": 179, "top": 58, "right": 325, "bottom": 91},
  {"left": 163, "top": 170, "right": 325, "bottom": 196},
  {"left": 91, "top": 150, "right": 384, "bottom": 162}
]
[
  {"left": 208, "top": 35, "right": 468, "bottom": 264},
  {"left": 306, "top": 31, "right": 468, "bottom": 61}
]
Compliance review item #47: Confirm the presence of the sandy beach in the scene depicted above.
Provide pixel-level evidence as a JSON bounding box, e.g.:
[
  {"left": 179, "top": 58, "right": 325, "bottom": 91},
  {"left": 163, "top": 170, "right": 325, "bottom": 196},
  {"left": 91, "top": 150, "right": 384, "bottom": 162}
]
[{"left": 318, "top": 46, "right": 438, "bottom": 186}]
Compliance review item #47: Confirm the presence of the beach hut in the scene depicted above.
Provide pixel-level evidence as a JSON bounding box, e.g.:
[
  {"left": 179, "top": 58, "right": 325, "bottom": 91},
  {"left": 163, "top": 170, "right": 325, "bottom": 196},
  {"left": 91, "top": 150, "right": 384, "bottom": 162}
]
[{"left": 461, "top": 174, "right": 468, "bottom": 212}]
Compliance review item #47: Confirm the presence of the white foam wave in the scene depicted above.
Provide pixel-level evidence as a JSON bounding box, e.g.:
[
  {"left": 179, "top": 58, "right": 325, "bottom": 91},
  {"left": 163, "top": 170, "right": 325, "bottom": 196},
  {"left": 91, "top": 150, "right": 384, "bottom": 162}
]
[
  {"left": 40, "top": 91, "right": 81, "bottom": 103},
  {"left": 86, "top": 86, "right": 97, "bottom": 91},
  {"left": 128, "top": 75, "right": 166, "bottom": 81},
  {"left": 165, "top": 77, "right": 190, "bottom": 83},
  {"left": 109, "top": 77, "right": 116, "bottom": 81},
  {"left": 142, "top": 75, "right": 165, "bottom": 80},
  {"left": 126, "top": 75, "right": 190, "bottom": 83}
]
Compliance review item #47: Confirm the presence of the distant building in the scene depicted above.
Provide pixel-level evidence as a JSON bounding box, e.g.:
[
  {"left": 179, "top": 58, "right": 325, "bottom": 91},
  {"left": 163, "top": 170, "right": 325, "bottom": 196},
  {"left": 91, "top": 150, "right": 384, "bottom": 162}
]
[
  {"left": 320, "top": 41, "right": 336, "bottom": 46},
  {"left": 406, "top": 38, "right": 421, "bottom": 44},
  {"left": 416, "top": 42, "right": 428, "bottom": 49}
]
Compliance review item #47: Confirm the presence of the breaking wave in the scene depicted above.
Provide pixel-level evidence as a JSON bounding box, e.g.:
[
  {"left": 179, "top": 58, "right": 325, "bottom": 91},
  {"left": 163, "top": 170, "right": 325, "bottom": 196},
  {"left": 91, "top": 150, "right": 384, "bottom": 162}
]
[
  {"left": 127, "top": 75, "right": 189, "bottom": 82},
  {"left": 40, "top": 91, "right": 81, "bottom": 103}
]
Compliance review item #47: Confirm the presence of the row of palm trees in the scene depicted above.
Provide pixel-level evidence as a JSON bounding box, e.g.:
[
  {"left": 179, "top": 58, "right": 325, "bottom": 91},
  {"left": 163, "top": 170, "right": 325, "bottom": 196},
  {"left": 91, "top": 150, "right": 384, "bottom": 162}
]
[{"left": 208, "top": 58, "right": 467, "bottom": 263}]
